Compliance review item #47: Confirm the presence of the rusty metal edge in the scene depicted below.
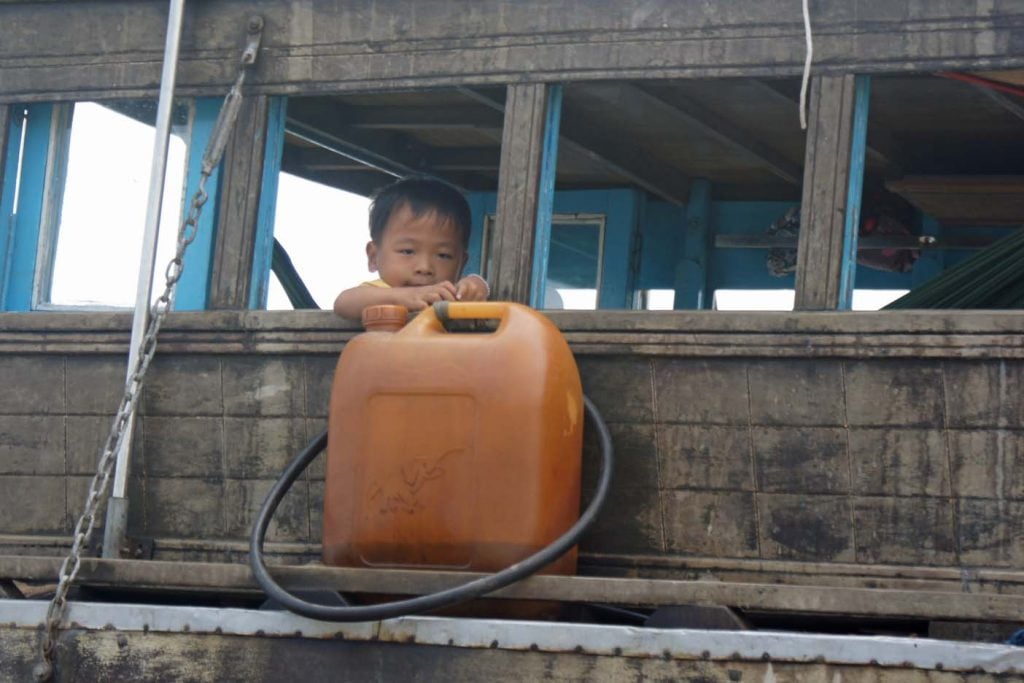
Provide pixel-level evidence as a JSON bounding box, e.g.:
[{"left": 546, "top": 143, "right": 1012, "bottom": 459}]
[{"left": 1, "top": 599, "right": 1021, "bottom": 674}]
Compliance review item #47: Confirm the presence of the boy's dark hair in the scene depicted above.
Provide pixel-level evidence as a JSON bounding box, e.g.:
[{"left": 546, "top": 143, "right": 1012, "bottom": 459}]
[{"left": 369, "top": 176, "right": 472, "bottom": 249}]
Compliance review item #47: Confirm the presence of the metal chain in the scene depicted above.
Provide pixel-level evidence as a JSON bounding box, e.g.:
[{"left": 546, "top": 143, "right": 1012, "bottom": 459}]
[{"left": 34, "top": 16, "right": 264, "bottom": 681}]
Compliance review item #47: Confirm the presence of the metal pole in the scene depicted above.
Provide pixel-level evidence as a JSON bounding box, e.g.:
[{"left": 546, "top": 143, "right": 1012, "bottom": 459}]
[{"left": 102, "top": 0, "right": 187, "bottom": 559}]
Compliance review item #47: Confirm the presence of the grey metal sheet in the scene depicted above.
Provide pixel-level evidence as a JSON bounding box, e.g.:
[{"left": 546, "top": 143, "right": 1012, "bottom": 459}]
[{"left": 1, "top": 599, "right": 1021, "bottom": 673}]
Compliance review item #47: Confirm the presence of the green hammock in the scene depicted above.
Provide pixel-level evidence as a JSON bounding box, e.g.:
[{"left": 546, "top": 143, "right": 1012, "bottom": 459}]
[{"left": 884, "top": 226, "right": 1024, "bottom": 309}]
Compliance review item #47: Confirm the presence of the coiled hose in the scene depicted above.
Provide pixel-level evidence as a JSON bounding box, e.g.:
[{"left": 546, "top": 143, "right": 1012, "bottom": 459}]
[{"left": 249, "top": 394, "right": 614, "bottom": 622}]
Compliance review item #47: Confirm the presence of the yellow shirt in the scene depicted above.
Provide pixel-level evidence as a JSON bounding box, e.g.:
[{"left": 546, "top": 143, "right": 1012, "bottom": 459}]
[{"left": 362, "top": 279, "right": 390, "bottom": 288}]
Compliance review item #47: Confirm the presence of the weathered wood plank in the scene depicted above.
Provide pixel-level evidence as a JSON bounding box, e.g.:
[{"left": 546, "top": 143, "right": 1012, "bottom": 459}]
[
  {"left": 745, "top": 77, "right": 904, "bottom": 174},
  {"left": 8, "top": 535, "right": 1024, "bottom": 594},
  {"left": 465, "top": 85, "right": 692, "bottom": 205},
  {"left": 2, "top": 1, "right": 1024, "bottom": 101},
  {"left": 1, "top": 310, "right": 1023, "bottom": 357},
  {"left": 5, "top": 308, "right": 1024, "bottom": 335},
  {"left": 560, "top": 85, "right": 692, "bottom": 204},
  {"left": 794, "top": 75, "right": 856, "bottom": 310},
  {"left": 4, "top": 555, "right": 1024, "bottom": 622},
  {"left": 628, "top": 83, "right": 802, "bottom": 185},
  {"left": 886, "top": 175, "right": 1024, "bottom": 226},
  {"left": 489, "top": 83, "right": 547, "bottom": 303},
  {"left": 5, "top": 329, "right": 1024, "bottom": 358},
  {"left": 208, "top": 95, "right": 271, "bottom": 309},
  {"left": 0, "top": 105, "right": 10, "bottom": 196}
]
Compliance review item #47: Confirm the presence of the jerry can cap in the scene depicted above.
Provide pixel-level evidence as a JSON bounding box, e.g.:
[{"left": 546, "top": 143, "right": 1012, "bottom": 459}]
[{"left": 362, "top": 304, "right": 408, "bottom": 331}]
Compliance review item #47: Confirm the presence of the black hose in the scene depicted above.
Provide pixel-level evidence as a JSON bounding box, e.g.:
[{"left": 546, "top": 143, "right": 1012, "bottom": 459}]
[{"left": 249, "top": 394, "right": 614, "bottom": 622}]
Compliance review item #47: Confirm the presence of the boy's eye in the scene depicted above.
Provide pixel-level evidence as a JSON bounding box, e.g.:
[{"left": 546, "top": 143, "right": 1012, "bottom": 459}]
[
  {"left": 437, "top": 252, "right": 453, "bottom": 260},
  {"left": 398, "top": 248, "right": 415, "bottom": 255}
]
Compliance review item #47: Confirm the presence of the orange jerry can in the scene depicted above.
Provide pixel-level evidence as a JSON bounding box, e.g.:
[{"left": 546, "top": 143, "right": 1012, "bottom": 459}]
[{"left": 322, "top": 302, "right": 583, "bottom": 576}]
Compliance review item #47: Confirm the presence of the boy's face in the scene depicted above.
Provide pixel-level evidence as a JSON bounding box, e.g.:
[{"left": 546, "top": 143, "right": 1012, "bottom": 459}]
[{"left": 367, "top": 203, "right": 468, "bottom": 287}]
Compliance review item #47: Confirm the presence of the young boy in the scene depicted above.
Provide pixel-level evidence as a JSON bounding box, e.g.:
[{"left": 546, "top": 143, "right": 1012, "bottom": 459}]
[{"left": 333, "top": 177, "right": 489, "bottom": 320}]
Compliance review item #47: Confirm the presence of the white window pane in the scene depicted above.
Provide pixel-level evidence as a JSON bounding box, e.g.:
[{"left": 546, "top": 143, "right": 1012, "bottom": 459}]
[
  {"left": 542, "top": 219, "right": 605, "bottom": 310},
  {"left": 551, "top": 287, "right": 597, "bottom": 310},
  {"left": 270, "top": 173, "right": 372, "bottom": 311},
  {"left": 713, "top": 289, "right": 795, "bottom": 311},
  {"left": 852, "top": 289, "right": 909, "bottom": 310},
  {"left": 267, "top": 270, "right": 293, "bottom": 310},
  {"left": 644, "top": 289, "right": 675, "bottom": 310},
  {"left": 49, "top": 102, "right": 187, "bottom": 307}
]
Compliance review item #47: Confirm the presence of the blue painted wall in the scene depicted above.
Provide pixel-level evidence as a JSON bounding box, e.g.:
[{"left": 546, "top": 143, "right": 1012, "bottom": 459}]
[{"left": 465, "top": 187, "right": 994, "bottom": 309}]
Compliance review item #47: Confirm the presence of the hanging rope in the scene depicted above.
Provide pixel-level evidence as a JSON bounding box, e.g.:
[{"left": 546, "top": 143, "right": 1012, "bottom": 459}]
[{"left": 799, "top": 0, "right": 813, "bottom": 130}]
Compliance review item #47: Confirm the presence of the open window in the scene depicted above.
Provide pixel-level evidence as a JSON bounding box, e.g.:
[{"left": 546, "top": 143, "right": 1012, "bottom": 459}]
[
  {"left": 0, "top": 98, "right": 221, "bottom": 312},
  {"left": 477, "top": 212, "right": 607, "bottom": 310},
  {"left": 858, "top": 72, "right": 1024, "bottom": 309},
  {"left": 260, "top": 89, "right": 503, "bottom": 311},
  {"left": 267, "top": 172, "right": 370, "bottom": 310},
  {"left": 259, "top": 79, "right": 812, "bottom": 312},
  {"left": 256, "top": 72, "right": 1023, "bottom": 313}
]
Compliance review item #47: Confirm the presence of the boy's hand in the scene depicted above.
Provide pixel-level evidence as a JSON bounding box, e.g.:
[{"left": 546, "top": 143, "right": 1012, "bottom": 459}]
[
  {"left": 455, "top": 274, "right": 489, "bottom": 301},
  {"left": 400, "top": 281, "right": 458, "bottom": 310}
]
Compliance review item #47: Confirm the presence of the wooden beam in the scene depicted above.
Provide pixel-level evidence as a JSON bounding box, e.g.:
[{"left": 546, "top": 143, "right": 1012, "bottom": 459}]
[
  {"left": 4, "top": 556, "right": 1024, "bottom": 622},
  {"left": 621, "top": 83, "right": 803, "bottom": 186},
  {"left": 716, "top": 233, "right": 997, "bottom": 250},
  {"left": 2, "top": 308, "right": 1024, "bottom": 358},
  {"left": 281, "top": 145, "right": 367, "bottom": 172},
  {"left": 490, "top": 83, "right": 548, "bottom": 303},
  {"left": 286, "top": 106, "right": 425, "bottom": 180},
  {"left": 970, "top": 83, "right": 1024, "bottom": 124},
  {"left": 794, "top": 75, "right": 856, "bottom": 310},
  {"left": 4, "top": 2, "right": 1024, "bottom": 101},
  {"left": 0, "top": 106, "right": 10, "bottom": 200},
  {"left": 557, "top": 104, "right": 691, "bottom": 205},
  {"left": 423, "top": 146, "right": 500, "bottom": 172},
  {"left": 281, "top": 140, "right": 498, "bottom": 188},
  {"left": 745, "top": 78, "right": 904, "bottom": 175},
  {"left": 341, "top": 105, "right": 504, "bottom": 131},
  {"left": 462, "top": 86, "right": 691, "bottom": 205},
  {"left": 207, "top": 95, "right": 271, "bottom": 309},
  {"left": 286, "top": 101, "right": 483, "bottom": 191},
  {"left": 277, "top": 161, "right": 390, "bottom": 198}
]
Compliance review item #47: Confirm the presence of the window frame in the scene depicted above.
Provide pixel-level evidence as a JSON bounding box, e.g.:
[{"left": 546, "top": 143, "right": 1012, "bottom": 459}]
[{"left": 0, "top": 97, "right": 224, "bottom": 313}]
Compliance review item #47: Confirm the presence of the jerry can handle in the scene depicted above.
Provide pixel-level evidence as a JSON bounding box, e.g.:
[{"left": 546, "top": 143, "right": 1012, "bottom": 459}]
[{"left": 432, "top": 301, "right": 513, "bottom": 328}]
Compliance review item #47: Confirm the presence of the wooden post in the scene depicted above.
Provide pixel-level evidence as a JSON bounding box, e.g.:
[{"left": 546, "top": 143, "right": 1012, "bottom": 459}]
[
  {"left": 0, "top": 105, "right": 10, "bottom": 310},
  {"left": 674, "top": 178, "right": 712, "bottom": 309},
  {"left": 794, "top": 75, "right": 856, "bottom": 310},
  {"left": 490, "top": 83, "right": 549, "bottom": 304},
  {"left": 0, "top": 106, "right": 9, "bottom": 198},
  {"left": 208, "top": 95, "right": 272, "bottom": 309}
]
